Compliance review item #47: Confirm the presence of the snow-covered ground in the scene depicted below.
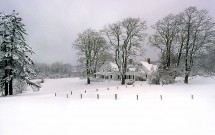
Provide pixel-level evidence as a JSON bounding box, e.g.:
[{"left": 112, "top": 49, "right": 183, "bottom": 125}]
[{"left": 0, "top": 77, "right": 215, "bottom": 135}]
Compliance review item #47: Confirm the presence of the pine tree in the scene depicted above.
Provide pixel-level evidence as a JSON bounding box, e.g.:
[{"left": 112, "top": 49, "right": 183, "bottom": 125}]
[{"left": 0, "top": 11, "right": 38, "bottom": 96}]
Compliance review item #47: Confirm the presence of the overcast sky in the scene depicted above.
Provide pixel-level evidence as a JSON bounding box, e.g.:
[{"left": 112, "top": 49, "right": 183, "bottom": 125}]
[{"left": 1, "top": 0, "right": 214, "bottom": 65}]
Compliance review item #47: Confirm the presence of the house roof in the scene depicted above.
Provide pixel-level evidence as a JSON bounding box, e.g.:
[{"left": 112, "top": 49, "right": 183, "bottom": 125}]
[
  {"left": 109, "top": 62, "right": 118, "bottom": 69},
  {"left": 139, "top": 61, "right": 158, "bottom": 73},
  {"left": 99, "top": 61, "right": 119, "bottom": 72},
  {"left": 97, "top": 60, "right": 157, "bottom": 76},
  {"left": 140, "top": 61, "right": 153, "bottom": 71},
  {"left": 152, "top": 65, "right": 158, "bottom": 71},
  {"left": 127, "top": 65, "right": 136, "bottom": 72}
]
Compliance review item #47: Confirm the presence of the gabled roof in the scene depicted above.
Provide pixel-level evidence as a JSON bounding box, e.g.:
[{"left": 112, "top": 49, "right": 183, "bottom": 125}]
[
  {"left": 109, "top": 62, "right": 118, "bottom": 69},
  {"left": 152, "top": 65, "right": 158, "bottom": 71},
  {"left": 127, "top": 65, "right": 136, "bottom": 72},
  {"left": 140, "top": 61, "right": 153, "bottom": 71},
  {"left": 99, "top": 61, "right": 119, "bottom": 72},
  {"left": 139, "top": 61, "right": 158, "bottom": 73},
  {"left": 97, "top": 60, "right": 157, "bottom": 75}
]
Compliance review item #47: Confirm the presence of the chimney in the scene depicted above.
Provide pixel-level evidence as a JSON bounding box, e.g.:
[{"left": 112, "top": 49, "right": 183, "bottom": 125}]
[{"left": 147, "top": 58, "right": 151, "bottom": 64}]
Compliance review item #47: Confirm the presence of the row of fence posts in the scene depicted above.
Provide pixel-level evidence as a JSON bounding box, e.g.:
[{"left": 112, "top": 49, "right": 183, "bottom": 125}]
[
  {"left": 55, "top": 92, "right": 195, "bottom": 100},
  {"left": 54, "top": 84, "right": 195, "bottom": 100}
]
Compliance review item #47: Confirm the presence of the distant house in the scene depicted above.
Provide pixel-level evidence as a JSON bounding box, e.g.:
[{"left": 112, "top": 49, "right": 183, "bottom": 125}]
[{"left": 95, "top": 59, "right": 157, "bottom": 81}]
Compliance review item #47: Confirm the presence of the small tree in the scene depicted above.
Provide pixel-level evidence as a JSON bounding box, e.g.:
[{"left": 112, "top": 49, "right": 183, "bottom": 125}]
[{"left": 73, "top": 29, "right": 107, "bottom": 84}]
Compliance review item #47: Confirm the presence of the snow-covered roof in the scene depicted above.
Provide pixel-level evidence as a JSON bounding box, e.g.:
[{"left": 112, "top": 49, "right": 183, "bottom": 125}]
[
  {"left": 139, "top": 61, "right": 158, "bottom": 73},
  {"left": 127, "top": 65, "right": 136, "bottom": 72},
  {"left": 128, "top": 67, "right": 136, "bottom": 72},
  {"left": 152, "top": 65, "right": 158, "bottom": 71},
  {"left": 99, "top": 61, "right": 119, "bottom": 72},
  {"left": 109, "top": 62, "right": 118, "bottom": 69},
  {"left": 138, "top": 68, "right": 146, "bottom": 74},
  {"left": 140, "top": 61, "right": 153, "bottom": 71}
]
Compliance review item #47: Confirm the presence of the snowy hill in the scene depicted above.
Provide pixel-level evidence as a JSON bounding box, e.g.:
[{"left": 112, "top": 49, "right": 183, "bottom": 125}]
[{"left": 0, "top": 76, "right": 215, "bottom": 135}]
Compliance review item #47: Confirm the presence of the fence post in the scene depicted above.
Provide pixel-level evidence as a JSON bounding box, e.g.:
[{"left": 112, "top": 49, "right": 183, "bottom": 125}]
[
  {"left": 97, "top": 94, "right": 99, "bottom": 99},
  {"left": 66, "top": 94, "right": 68, "bottom": 98},
  {"left": 85, "top": 90, "right": 86, "bottom": 93},
  {"left": 115, "top": 94, "right": 117, "bottom": 100},
  {"left": 160, "top": 95, "right": 163, "bottom": 100},
  {"left": 71, "top": 91, "right": 72, "bottom": 95},
  {"left": 137, "top": 95, "right": 139, "bottom": 100},
  {"left": 55, "top": 93, "right": 56, "bottom": 97},
  {"left": 191, "top": 95, "right": 194, "bottom": 99},
  {"left": 81, "top": 94, "right": 82, "bottom": 99},
  {"left": 96, "top": 89, "right": 98, "bottom": 92},
  {"left": 107, "top": 87, "right": 109, "bottom": 90}
]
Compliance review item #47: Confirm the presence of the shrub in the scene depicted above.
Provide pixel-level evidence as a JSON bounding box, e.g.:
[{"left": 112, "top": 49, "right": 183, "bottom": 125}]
[
  {"left": 126, "top": 79, "right": 135, "bottom": 85},
  {"left": 136, "top": 76, "right": 147, "bottom": 81},
  {"left": 148, "top": 71, "right": 160, "bottom": 85},
  {"left": 160, "top": 75, "right": 175, "bottom": 84},
  {"left": 14, "top": 80, "right": 28, "bottom": 94}
]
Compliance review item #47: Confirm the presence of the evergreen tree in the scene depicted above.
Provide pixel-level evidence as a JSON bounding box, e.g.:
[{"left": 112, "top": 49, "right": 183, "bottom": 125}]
[{"left": 0, "top": 11, "right": 38, "bottom": 96}]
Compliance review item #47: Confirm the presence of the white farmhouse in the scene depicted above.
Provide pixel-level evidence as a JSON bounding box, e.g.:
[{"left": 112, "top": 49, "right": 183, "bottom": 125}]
[{"left": 95, "top": 59, "right": 158, "bottom": 81}]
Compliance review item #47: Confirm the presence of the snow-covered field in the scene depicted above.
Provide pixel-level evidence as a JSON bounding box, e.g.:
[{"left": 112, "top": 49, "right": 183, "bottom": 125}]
[{"left": 0, "top": 77, "right": 215, "bottom": 135}]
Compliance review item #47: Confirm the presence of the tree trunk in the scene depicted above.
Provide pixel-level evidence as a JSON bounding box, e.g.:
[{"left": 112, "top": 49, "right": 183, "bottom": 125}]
[
  {"left": 184, "top": 74, "right": 189, "bottom": 84},
  {"left": 87, "top": 77, "right": 90, "bottom": 84},
  {"left": 167, "top": 46, "right": 171, "bottom": 68},
  {"left": 4, "top": 80, "right": 8, "bottom": 96},
  {"left": 9, "top": 78, "right": 13, "bottom": 95},
  {"left": 177, "top": 43, "right": 184, "bottom": 67},
  {"left": 121, "top": 75, "right": 125, "bottom": 85},
  {"left": 4, "top": 59, "right": 8, "bottom": 96},
  {"left": 86, "top": 58, "right": 91, "bottom": 84}
]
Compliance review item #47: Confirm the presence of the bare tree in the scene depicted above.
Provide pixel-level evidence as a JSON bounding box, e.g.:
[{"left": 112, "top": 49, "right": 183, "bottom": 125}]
[
  {"left": 150, "top": 7, "right": 215, "bottom": 84},
  {"left": 93, "top": 50, "right": 113, "bottom": 77},
  {"left": 102, "top": 17, "right": 147, "bottom": 85},
  {"left": 150, "top": 14, "right": 179, "bottom": 69},
  {"left": 73, "top": 29, "right": 107, "bottom": 84},
  {"left": 178, "top": 7, "right": 215, "bottom": 83}
]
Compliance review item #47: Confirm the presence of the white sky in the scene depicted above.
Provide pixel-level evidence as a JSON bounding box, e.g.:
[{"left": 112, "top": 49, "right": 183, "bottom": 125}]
[{"left": 0, "top": 0, "right": 214, "bottom": 65}]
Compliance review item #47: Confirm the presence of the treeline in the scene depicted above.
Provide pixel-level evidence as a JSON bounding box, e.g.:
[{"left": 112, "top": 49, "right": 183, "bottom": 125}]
[{"left": 33, "top": 62, "right": 79, "bottom": 79}]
